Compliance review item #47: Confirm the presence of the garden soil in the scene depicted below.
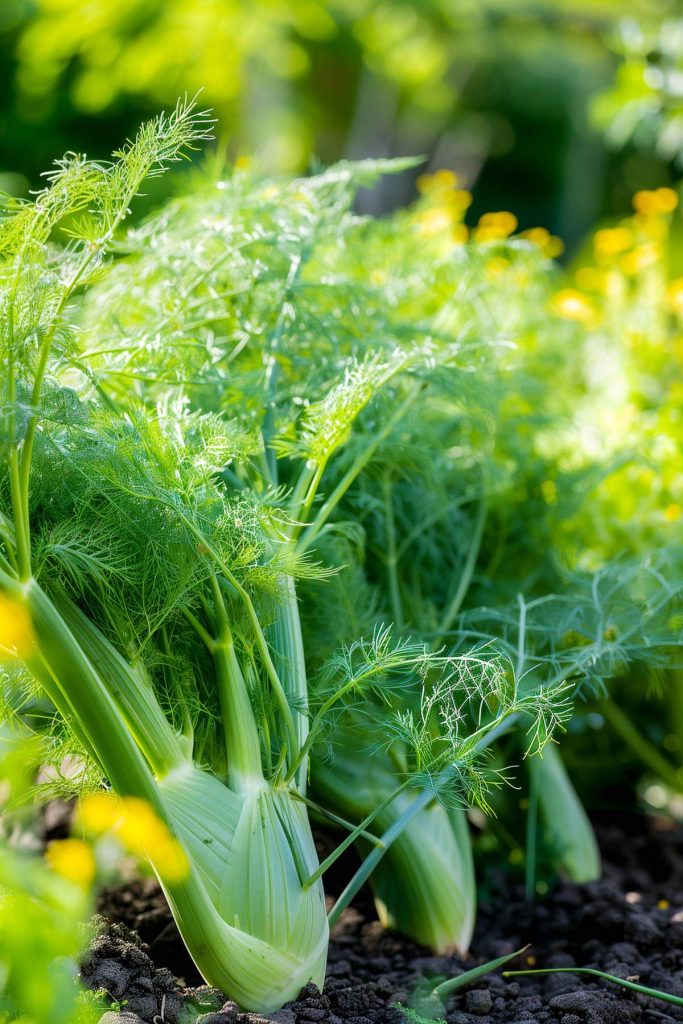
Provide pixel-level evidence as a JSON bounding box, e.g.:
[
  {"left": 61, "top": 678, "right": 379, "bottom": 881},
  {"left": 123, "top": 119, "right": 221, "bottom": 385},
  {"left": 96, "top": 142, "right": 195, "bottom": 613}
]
[{"left": 83, "top": 813, "right": 683, "bottom": 1024}]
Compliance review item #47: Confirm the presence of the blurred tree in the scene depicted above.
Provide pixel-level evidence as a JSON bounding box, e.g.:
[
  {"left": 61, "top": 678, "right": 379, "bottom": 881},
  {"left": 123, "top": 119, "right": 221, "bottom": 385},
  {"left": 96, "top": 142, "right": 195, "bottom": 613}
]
[{"left": 0, "top": 0, "right": 679, "bottom": 245}]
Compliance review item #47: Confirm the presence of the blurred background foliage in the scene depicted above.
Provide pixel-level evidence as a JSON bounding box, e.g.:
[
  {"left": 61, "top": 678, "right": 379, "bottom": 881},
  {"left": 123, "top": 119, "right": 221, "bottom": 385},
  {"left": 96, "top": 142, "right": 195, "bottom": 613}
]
[{"left": 0, "top": 0, "right": 682, "bottom": 253}]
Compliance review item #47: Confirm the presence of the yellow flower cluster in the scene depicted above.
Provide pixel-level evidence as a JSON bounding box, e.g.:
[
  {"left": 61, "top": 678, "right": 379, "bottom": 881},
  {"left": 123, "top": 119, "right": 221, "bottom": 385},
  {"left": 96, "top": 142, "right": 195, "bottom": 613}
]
[
  {"left": 474, "top": 210, "right": 518, "bottom": 243},
  {"left": 0, "top": 594, "right": 35, "bottom": 659},
  {"left": 413, "top": 168, "right": 471, "bottom": 243},
  {"left": 632, "top": 187, "right": 679, "bottom": 216},
  {"left": 412, "top": 169, "right": 564, "bottom": 258},
  {"left": 519, "top": 226, "right": 564, "bottom": 259},
  {"left": 548, "top": 289, "right": 598, "bottom": 325},
  {"left": 46, "top": 838, "right": 97, "bottom": 888},
  {"left": 78, "top": 792, "right": 189, "bottom": 883}
]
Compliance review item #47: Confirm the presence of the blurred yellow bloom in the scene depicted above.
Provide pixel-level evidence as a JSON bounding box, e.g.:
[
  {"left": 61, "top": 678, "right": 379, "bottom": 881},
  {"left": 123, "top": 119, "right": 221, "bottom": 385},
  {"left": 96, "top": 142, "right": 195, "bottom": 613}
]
[
  {"left": 475, "top": 210, "right": 518, "bottom": 241},
  {"left": 452, "top": 223, "right": 469, "bottom": 245},
  {"left": 621, "top": 245, "right": 658, "bottom": 276},
  {"left": 78, "top": 793, "right": 189, "bottom": 883},
  {"left": 655, "top": 187, "right": 679, "bottom": 213},
  {"left": 416, "top": 168, "right": 460, "bottom": 193},
  {"left": 520, "top": 227, "right": 564, "bottom": 258},
  {"left": 78, "top": 791, "right": 122, "bottom": 834},
  {"left": 0, "top": 594, "right": 35, "bottom": 658},
  {"left": 548, "top": 289, "right": 596, "bottom": 324},
  {"left": 485, "top": 256, "right": 510, "bottom": 280},
  {"left": 448, "top": 189, "right": 473, "bottom": 214},
  {"left": 666, "top": 278, "right": 683, "bottom": 316},
  {"left": 46, "top": 839, "right": 96, "bottom": 888},
  {"left": 594, "top": 227, "right": 633, "bottom": 257},
  {"left": 370, "top": 268, "right": 387, "bottom": 286},
  {"left": 414, "top": 206, "right": 453, "bottom": 236},
  {"left": 664, "top": 504, "right": 681, "bottom": 522},
  {"left": 632, "top": 188, "right": 679, "bottom": 216}
]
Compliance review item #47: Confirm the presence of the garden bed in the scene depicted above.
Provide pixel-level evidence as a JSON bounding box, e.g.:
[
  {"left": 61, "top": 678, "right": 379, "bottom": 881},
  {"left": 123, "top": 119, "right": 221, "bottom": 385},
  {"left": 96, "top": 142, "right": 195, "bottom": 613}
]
[{"left": 84, "top": 813, "right": 683, "bottom": 1024}]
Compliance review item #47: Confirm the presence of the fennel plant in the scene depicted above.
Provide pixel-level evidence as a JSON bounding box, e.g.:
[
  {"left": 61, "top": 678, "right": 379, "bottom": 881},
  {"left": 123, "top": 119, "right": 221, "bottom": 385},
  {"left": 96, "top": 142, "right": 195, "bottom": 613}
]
[{"left": 0, "top": 108, "right": 575, "bottom": 1011}]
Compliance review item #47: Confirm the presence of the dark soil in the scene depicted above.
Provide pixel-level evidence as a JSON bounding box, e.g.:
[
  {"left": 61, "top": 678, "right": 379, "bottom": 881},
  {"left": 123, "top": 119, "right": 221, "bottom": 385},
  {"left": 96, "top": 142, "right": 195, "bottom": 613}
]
[{"left": 83, "top": 813, "right": 683, "bottom": 1024}]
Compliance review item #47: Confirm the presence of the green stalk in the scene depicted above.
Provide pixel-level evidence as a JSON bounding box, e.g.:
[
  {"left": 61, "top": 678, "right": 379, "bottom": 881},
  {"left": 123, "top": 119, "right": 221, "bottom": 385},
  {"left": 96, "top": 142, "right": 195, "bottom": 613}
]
[
  {"left": 503, "top": 968, "right": 683, "bottom": 1008},
  {"left": 21, "top": 579, "right": 163, "bottom": 809},
  {"left": 53, "top": 592, "right": 186, "bottom": 777},
  {"left": 598, "top": 698, "right": 683, "bottom": 791},
  {"left": 314, "top": 750, "right": 475, "bottom": 950},
  {"left": 435, "top": 495, "right": 487, "bottom": 641},
  {"left": 297, "top": 383, "right": 423, "bottom": 554},
  {"left": 532, "top": 743, "right": 600, "bottom": 883},
  {"left": 302, "top": 779, "right": 410, "bottom": 890},
  {"left": 268, "top": 574, "right": 309, "bottom": 791},
  {"left": 213, "top": 635, "right": 265, "bottom": 793}
]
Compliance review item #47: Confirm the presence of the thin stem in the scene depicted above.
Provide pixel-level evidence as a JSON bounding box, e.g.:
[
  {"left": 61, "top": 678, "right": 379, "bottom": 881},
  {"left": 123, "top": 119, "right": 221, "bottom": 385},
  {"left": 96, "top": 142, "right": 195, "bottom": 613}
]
[
  {"left": 285, "top": 657, "right": 399, "bottom": 785},
  {"left": 292, "top": 792, "right": 385, "bottom": 848},
  {"left": 502, "top": 968, "right": 683, "bottom": 1008},
  {"left": 297, "top": 382, "right": 423, "bottom": 554},
  {"left": 525, "top": 760, "right": 539, "bottom": 900},
  {"left": 383, "top": 471, "right": 403, "bottom": 630},
  {"left": 434, "top": 494, "right": 487, "bottom": 644},
  {"left": 516, "top": 593, "right": 527, "bottom": 679},
  {"left": 327, "top": 784, "right": 436, "bottom": 926},
  {"left": 302, "top": 780, "right": 409, "bottom": 890},
  {"left": 598, "top": 698, "right": 682, "bottom": 791}
]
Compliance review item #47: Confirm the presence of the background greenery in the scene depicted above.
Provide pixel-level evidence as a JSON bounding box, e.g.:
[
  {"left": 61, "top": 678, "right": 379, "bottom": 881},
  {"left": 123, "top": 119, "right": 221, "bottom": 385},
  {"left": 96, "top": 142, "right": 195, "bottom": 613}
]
[{"left": 1, "top": 0, "right": 682, "bottom": 253}]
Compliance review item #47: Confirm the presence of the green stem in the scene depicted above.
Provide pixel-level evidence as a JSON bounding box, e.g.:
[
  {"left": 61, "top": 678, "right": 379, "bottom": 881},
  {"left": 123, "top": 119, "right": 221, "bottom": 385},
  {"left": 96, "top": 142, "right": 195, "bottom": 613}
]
[
  {"left": 292, "top": 792, "right": 385, "bottom": 848},
  {"left": 267, "top": 574, "right": 309, "bottom": 791},
  {"left": 434, "top": 495, "right": 487, "bottom": 643},
  {"left": 22, "top": 580, "right": 162, "bottom": 808},
  {"left": 598, "top": 698, "right": 682, "bottom": 791},
  {"left": 54, "top": 591, "right": 185, "bottom": 777},
  {"left": 525, "top": 759, "right": 539, "bottom": 900},
  {"left": 213, "top": 636, "right": 265, "bottom": 793},
  {"left": 302, "top": 780, "right": 409, "bottom": 889},
  {"left": 327, "top": 784, "right": 436, "bottom": 926},
  {"left": 502, "top": 968, "right": 683, "bottom": 1008},
  {"left": 297, "top": 382, "right": 423, "bottom": 554},
  {"left": 383, "top": 471, "right": 403, "bottom": 630}
]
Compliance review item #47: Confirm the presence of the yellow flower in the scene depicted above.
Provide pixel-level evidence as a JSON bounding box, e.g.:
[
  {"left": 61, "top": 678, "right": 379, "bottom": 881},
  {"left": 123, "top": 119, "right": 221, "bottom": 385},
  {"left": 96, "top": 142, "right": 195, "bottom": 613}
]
[
  {"left": 593, "top": 227, "right": 633, "bottom": 257},
  {"left": 78, "top": 793, "right": 189, "bottom": 882},
  {"left": 664, "top": 503, "right": 681, "bottom": 522},
  {"left": 548, "top": 289, "right": 596, "bottom": 324},
  {"left": 448, "top": 189, "right": 473, "bottom": 214},
  {"left": 620, "top": 245, "right": 658, "bottom": 276},
  {"left": 452, "top": 223, "right": 469, "bottom": 245},
  {"left": 416, "top": 168, "right": 460, "bottom": 194},
  {"left": 413, "top": 206, "right": 453, "bottom": 236},
  {"left": 152, "top": 835, "right": 190, "bottom": 883},
  {"left": 666, "top": 278, "right": 683, "bottom": 316},
  {"left": 655, "top": 187, "right": 679, "bottom": 213},
  {"left": 46, "top": 839, "right": 96, "bottom": 888},
  {"left": 0, "top": 594, "right": 35, "bottom": 658},
  {"left": 520, "top": 227, "right": 564, "bottom": 258},
  {"left": 485, "top": 256, "right": 510, "bottom": 280},
  {"left": 632, "top": 187, "right": 679, "bottom": 216},
  {"left": 78, "top": 791, "right": 123, "bottom": 834},
  {"left": 475, "top": 211, "right": 518, "bottom": 242}
]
